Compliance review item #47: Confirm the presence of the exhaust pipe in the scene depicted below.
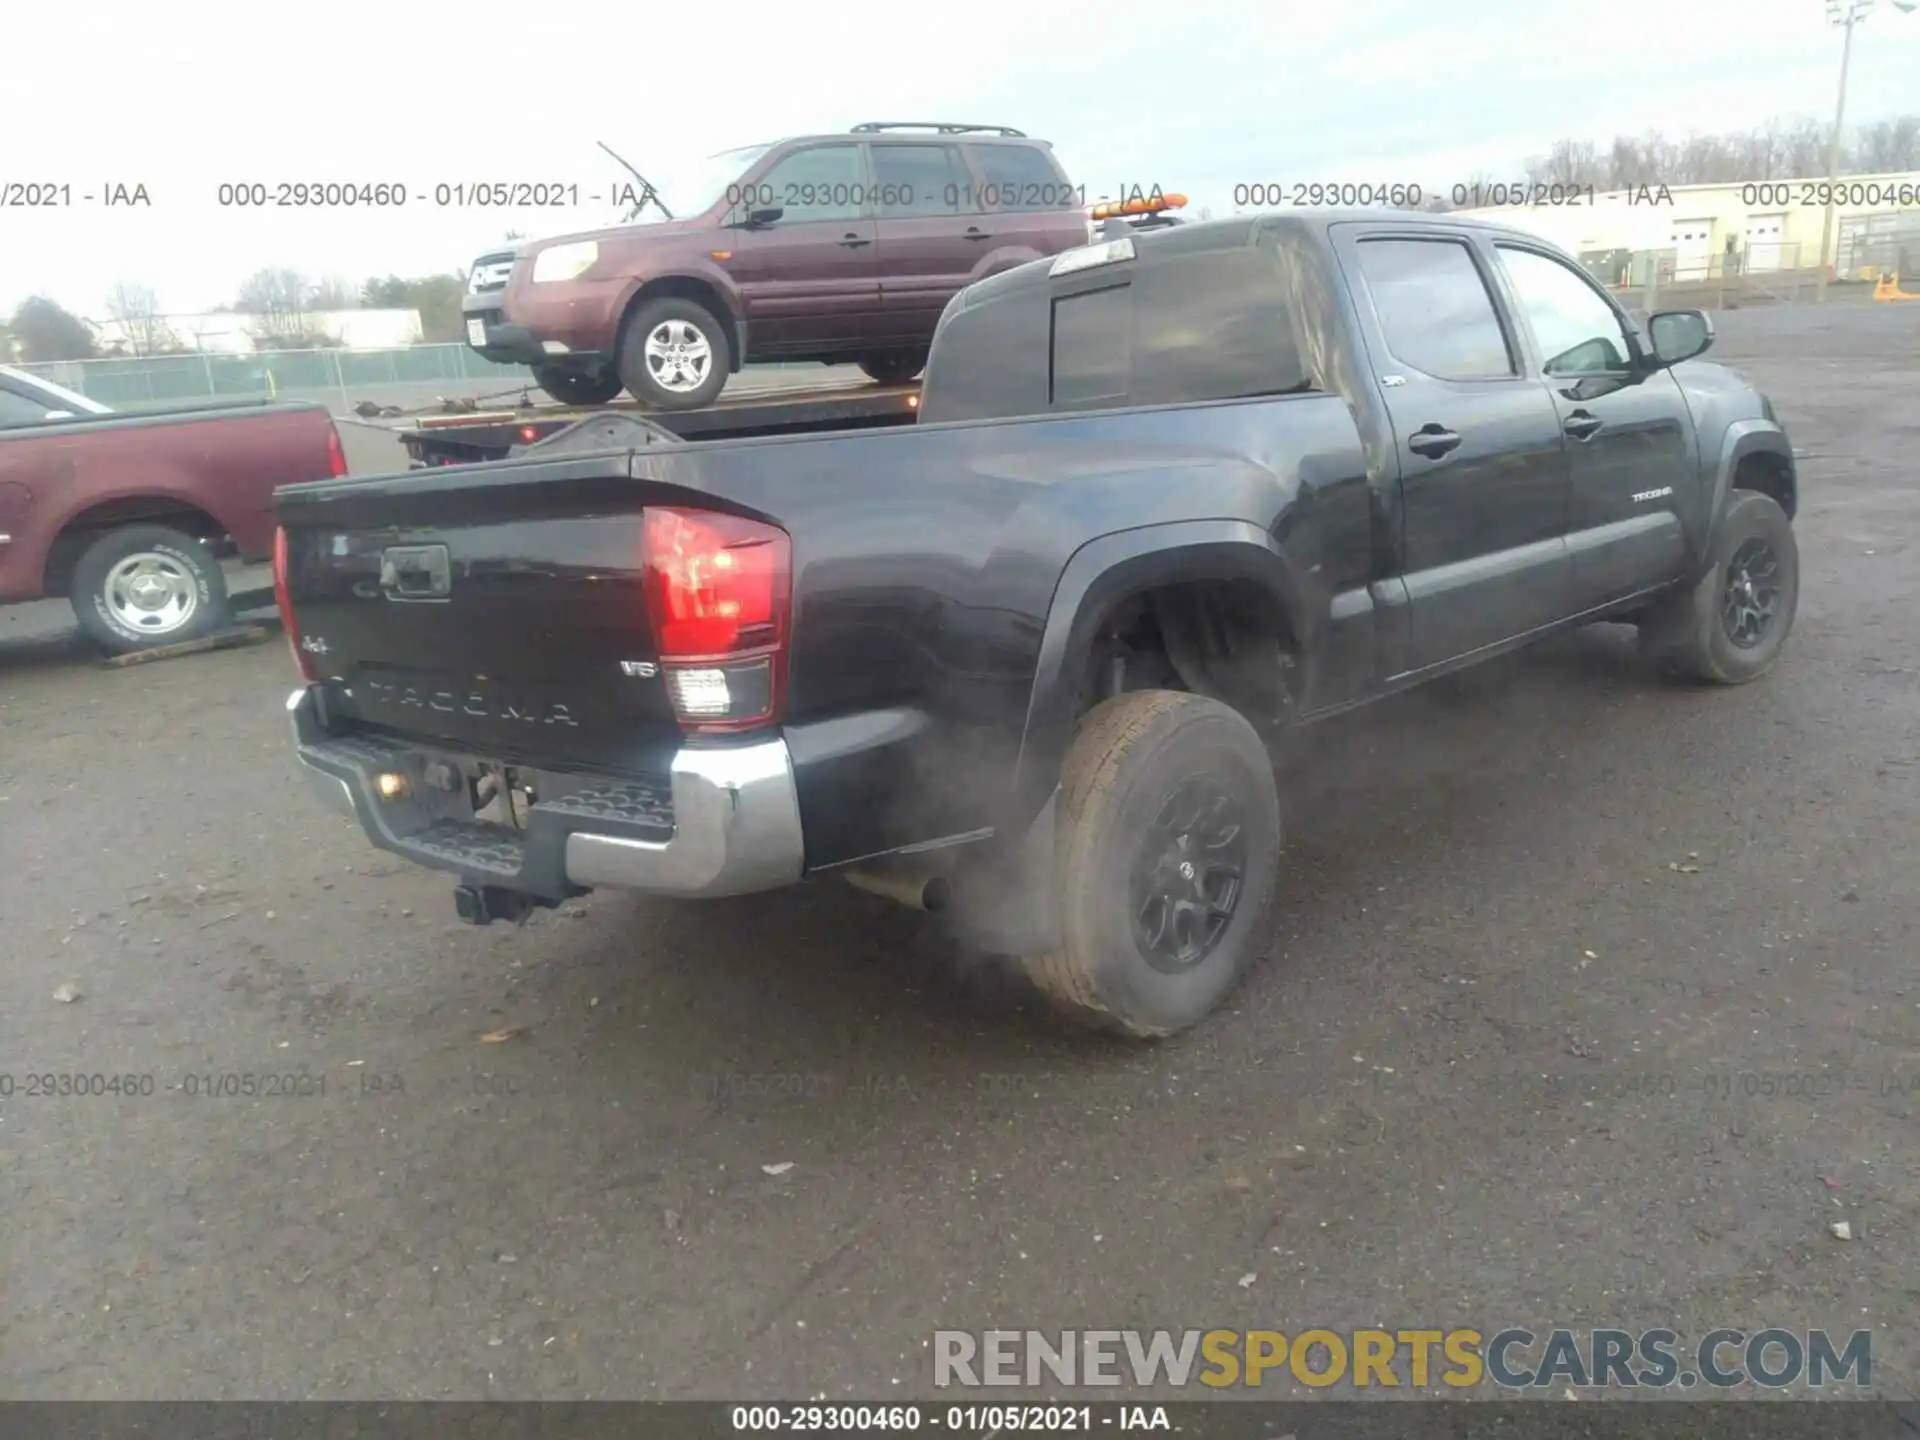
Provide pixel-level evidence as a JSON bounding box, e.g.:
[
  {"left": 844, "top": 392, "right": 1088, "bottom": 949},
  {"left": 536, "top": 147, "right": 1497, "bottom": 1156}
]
[{"left": 842, "top": 864, "right": 950, "bottom": 913}]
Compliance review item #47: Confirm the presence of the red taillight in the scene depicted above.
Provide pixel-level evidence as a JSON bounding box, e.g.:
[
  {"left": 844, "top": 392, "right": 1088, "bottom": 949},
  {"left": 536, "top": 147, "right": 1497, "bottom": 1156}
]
[
  {"left": 325, "top": 424, "right": 348, "bottom": 478},
  {"left": 641, "top": 507, "right": 791, "bottom": 732},
  {"left": 519, "top": 425, "right": 541, "bottom": 443},
  {"left": 273, "top": 526, "right": 319, "bottom": 683}
]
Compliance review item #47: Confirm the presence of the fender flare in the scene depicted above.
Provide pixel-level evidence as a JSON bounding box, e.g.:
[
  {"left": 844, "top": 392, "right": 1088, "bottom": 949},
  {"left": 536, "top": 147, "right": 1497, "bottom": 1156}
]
[
  {"left": 1695, "top": 420, "right": 1796, "bottom": 581},
  {"left": 1007, "top": 519, "right": 1306, "bottom": 830}
]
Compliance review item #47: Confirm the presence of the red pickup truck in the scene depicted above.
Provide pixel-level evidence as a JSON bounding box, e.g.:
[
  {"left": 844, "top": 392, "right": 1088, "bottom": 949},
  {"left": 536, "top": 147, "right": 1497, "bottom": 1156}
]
[{"left": 0, "top": 365, "right": 348, "bottom": 653}]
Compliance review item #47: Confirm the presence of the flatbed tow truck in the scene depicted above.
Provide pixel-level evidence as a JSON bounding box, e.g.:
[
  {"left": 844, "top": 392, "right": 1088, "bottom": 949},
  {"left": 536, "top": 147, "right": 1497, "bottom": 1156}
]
[{"left": 360, "top": 372, "right": 923, "bottom": 468}]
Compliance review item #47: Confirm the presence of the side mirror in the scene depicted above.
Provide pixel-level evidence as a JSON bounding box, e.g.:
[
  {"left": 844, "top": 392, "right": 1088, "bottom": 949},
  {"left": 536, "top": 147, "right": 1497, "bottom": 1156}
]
[
  {"left": 745, "top": 206, "right": 784, "bottom": 228},
  {"left": 1648, "top": 309, "right": 1713, "bottom": 367}
]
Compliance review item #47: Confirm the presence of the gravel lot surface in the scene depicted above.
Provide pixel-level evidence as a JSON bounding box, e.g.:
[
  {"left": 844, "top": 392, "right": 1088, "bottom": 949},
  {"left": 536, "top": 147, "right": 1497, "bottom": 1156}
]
[{"left": 1, "top": 302, "right": 1914, "bottom": 1403}]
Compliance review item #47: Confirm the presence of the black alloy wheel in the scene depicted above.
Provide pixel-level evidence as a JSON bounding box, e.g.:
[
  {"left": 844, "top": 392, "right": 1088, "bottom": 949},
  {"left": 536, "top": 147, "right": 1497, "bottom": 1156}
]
[
  {"left": 1721, "top": 538, "right": 1781, "bottom": 649},
  {"left": 1128, "top": 775, "right": 1248, "bottom": 973}
]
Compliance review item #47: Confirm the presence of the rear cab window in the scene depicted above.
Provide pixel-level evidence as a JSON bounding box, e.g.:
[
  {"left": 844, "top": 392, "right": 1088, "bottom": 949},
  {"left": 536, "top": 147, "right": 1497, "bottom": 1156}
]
[{"left": 920, "top": 225, "right": 1319, "bottom": 422}]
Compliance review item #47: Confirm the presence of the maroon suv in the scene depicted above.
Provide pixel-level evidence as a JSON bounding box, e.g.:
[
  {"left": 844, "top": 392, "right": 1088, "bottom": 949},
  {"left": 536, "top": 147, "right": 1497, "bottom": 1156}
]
[{"left": 462, "top": 123, "right": 1094, "bottom": 410}]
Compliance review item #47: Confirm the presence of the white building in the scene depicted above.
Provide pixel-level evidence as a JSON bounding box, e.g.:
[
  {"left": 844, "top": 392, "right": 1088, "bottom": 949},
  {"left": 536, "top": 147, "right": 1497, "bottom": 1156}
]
[{"left": 1455, "top": 171, "right": 1920, "bottom": 283}]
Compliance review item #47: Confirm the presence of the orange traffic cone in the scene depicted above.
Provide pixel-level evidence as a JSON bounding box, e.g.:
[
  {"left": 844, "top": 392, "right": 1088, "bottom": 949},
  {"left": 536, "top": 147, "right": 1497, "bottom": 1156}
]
[{"left": 1873, "top": 271, "right": 1920, "bottom": 301}]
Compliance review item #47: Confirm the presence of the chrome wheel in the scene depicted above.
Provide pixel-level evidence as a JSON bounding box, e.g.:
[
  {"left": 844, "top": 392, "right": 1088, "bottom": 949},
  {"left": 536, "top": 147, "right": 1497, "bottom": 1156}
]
[
  {"left": 103, "top": 551, "right": 200, "bottom": 637},
  {"left": 642, "top": 319, "right": 714, "bottom": 394},
  {"left": 1721, "top": 539, "right": 1780, "bottom": 650}
]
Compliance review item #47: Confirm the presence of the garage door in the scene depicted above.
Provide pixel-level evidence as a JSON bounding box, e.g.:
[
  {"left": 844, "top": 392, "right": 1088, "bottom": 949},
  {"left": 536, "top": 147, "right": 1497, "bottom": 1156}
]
[
  {"left": 1747, "top": 214, "right": 1786, "bottom": 272},
  {"left": 1670, "top": 219, "right": 1714, "bottom": 280}
]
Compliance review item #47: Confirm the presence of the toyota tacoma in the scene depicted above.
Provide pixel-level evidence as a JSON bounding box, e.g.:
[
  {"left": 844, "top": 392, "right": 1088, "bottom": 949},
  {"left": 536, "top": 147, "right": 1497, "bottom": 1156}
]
[{"left": 277, "top": 210, "right": 1799, "bottom": 1038}]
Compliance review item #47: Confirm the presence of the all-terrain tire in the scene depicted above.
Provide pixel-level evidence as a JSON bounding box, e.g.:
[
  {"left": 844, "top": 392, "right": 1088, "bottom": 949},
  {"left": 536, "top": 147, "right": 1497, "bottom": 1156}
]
[
  {"left": 858, "top": 352, "right": 928, "bottom": 385},
  {"left": 1021, "top": 690, "right": 1282, "bottom": 1039},
  {"left": 617, "top": 298, "right": 731, "bottom": 411},
  {"left": 1637, "top": 491, "right": 1798, "bottom": 684},
  {"left": 532, "top": 365, "right": 623, "bottom": 407},
  {"left": 70, "top": 524, "right": 230, "bottom": 655}
]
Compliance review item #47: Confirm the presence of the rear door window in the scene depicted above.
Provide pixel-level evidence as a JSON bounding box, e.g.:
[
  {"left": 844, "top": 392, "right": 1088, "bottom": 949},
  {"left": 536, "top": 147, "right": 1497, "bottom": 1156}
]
[
  {"left": 1352, "top": 237, "right": 1516, "bottom": 381},
  {"left": 869, "top": 144, "right": 967, "bottom": 218}
]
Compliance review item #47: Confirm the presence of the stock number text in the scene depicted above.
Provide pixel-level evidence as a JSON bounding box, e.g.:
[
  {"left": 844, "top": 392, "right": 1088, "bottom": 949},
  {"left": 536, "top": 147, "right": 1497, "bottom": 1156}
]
[
  {"left": 1235, "top": 182, "right": 1423, "bottom": 208},
  {"left": 1743, "top": 180, "right": 1919, "bottom": 209},
  {"left": 218, "top": 182, "right": 408, "bottom": 208},
  {"left": 729, "top": 1404, "right": 924, "bottom": 1430}
]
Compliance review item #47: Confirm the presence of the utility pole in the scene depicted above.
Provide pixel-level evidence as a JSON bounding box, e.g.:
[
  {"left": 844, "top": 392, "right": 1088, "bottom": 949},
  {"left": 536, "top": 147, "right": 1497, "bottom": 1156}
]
[{"left": 1817, "top": 0, "right": 1918, "bottom": 301}]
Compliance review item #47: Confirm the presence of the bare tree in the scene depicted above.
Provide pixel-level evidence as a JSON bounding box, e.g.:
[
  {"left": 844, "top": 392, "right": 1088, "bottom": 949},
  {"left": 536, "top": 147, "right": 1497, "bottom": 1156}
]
[
  {"left": 310, "top": 276, "right": 358, "bottom": 311},
  {"left": 1731, "top": 122, "right": 1786, "bottom": 181},
  {"left": 1500, "top": 113, "right": 1916, "bottom": 197},
  {"left": 104, "top": 281, "right": 181, "bottom": 356},
  {"left": 1855, "top": 116, "right": 1920, "bottom": 173},
  {"left": 1779, "top": 118, "right": 1831, "bottom": 178},
  {"left": 1524, "top": 139, "right": 1604, "bottom": 187},
  {"left": 236, "top": 267, "right": 322, "bottom": 347}
]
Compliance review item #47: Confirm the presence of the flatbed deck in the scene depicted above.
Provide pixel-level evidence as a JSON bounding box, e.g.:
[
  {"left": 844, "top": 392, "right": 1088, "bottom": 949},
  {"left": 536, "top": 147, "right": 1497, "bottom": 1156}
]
[{"left": 379, "top": 372, "right": 922, "bottom": 466}]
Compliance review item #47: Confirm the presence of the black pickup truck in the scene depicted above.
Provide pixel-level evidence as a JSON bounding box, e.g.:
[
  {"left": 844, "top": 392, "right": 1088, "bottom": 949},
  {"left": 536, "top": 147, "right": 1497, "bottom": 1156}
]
[{"left": 274, "top": 210, "right": 1799, "bottom": 1038}]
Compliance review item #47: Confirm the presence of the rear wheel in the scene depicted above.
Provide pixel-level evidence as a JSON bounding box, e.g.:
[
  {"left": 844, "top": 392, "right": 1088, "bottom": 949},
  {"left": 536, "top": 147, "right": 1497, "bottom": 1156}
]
[
  {"left": 1637, "top": 491, "right": 1798, "bottom": 684},
  {"left": 1021, "top": 690, "right": 1282, "bottom": 1039},
  {"left": 858, "top": 351, "right": 928, "bottom": 385},
  {"left": 532, "top": 365, "right": 623, "bottom": 407},
  {"left": 617, "top": 298, "right": 731, "bottom": 411},
  {"left": 70, "top": 524, "right": 230, "bottom": 655}
]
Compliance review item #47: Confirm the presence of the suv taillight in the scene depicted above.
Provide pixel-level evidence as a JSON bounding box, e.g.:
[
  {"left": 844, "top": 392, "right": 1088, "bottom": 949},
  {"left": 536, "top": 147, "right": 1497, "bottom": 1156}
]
[
  {"left": 325, "top": 424, "right": 348, "bottom": 478},
  {"left": 641, "top": 507, "right": 792, "bottom": 733},
  {"left": 273, "top": 526, "right": 319, "bottom": 683}
]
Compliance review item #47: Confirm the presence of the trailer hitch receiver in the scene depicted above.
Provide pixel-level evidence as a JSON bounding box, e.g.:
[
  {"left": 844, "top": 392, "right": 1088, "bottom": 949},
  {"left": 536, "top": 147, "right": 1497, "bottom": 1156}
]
[{"left": 453, "top": 884, "right": 557, "bottom": 926}]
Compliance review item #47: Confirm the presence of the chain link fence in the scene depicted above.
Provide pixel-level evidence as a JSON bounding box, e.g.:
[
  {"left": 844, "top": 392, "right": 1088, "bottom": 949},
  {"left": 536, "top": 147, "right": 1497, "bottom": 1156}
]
[
  {"left": 1577, "top": 241, "right": 1907, "bottom": 311},
  {"left": 15, "top": 343, "right": 535, "bottom": 415},
  {"left": 16, "top": 342, "right": 833, "bottom": 416}
]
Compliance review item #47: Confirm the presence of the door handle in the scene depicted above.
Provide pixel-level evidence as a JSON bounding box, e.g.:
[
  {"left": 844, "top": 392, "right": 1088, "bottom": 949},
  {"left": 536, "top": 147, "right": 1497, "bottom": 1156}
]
[
  {"left": 963, "top": 227, "right": 992, "bottom": 240},
  {"left": 1407, "top": 425, "right": 1461, "bottom": 459},
  {"left": 1564, "top": 411, "right": 1603, "bottom": 440},
  {"left": 838, "top": 233, "right": 872, "bottom": 248}
]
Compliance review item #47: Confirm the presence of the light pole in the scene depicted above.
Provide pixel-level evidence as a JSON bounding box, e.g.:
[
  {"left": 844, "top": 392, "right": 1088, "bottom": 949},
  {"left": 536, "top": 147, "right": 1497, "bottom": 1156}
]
[{"left": 1817, "top": 0, "right": 1917, "bottom": 300}]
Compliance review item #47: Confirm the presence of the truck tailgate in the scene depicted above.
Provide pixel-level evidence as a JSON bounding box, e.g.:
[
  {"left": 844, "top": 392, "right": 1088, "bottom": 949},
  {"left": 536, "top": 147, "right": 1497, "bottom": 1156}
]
[{"left": 277, "top": 458, "right": 772, "bottom": 776}]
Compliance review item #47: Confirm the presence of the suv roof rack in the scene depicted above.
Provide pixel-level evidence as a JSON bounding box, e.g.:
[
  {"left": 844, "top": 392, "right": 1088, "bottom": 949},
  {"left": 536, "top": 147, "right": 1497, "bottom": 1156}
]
[{"left": 849, "top": 122, "right": 1028, "bottom": 138}]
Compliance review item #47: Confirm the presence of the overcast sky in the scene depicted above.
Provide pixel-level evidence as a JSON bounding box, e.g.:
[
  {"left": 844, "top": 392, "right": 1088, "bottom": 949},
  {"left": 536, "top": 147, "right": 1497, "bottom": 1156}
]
[{"left": 5, "top": 0, "right": 1917, "bottom": 320}]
